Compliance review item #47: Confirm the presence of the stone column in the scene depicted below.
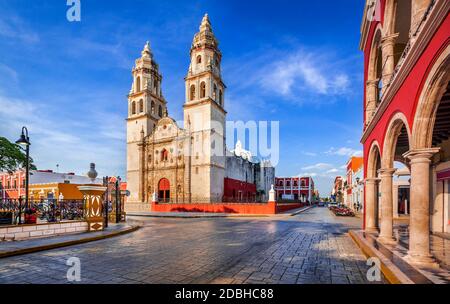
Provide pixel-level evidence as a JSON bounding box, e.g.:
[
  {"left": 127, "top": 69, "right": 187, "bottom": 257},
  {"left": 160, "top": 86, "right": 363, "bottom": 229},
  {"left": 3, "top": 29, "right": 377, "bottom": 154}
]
[
  {"left": 78, "top": 185, "right": 107, "bottom": 231},
  {"left": 366, "top": 80, "right": 378, "bottom": 124},
  {"left": 403, "top": 148, "right": 440, "bottom": 267},
  {"left": 411, "top": 0, "right": 432, "bottom": 36},
  {"left": 380, "top": 34, "right": 399, "bottom": 94},
  {"left": 365, "top": 178, "right": 379, "bottom": 232},
  {"left": 393, "top": 181, "right": 399, "bottom": 218},
  {"left": 377, "top": 168, "right": 397, "bottom": 244}
]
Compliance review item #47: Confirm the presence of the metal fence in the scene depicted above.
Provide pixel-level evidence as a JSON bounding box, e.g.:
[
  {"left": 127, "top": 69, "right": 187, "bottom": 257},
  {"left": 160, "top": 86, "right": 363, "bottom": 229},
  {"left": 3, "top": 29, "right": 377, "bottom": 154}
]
[{"left": 0, "top": 199, "right": 85, "bottom": 226}]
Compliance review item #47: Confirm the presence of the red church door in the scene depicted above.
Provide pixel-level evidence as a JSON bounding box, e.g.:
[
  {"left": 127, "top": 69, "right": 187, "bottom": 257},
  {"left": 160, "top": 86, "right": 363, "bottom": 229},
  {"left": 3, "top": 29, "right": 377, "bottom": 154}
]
[{"left": 158, "top": 178, "right": 170, "bottom": 202}]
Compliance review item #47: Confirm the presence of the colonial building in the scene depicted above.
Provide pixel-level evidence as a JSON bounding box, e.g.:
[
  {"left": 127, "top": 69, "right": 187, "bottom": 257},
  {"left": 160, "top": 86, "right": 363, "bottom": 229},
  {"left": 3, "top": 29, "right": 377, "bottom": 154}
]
[
  {"left": 331, "top": 176, "right": 344, "bottom": 203},
  {"left": 274, "top": 176, "right": 314, "bottom": 203},
  {"left": 126, "top": 15, "right": 275, "bottom": 211},
  {"left": 0, "top": 169, "right": 102, "bottom": 200},
  {"left": 344, "top": 156, "right": 364, "bottom": 211},
  {"left": 360, "top": 0, "right": 450, "bottom": 266}
]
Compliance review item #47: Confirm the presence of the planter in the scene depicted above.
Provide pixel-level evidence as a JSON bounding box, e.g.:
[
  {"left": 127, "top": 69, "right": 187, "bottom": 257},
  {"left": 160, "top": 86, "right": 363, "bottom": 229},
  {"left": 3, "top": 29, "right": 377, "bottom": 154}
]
[{"left": 24, "top": 214, "right": 37, "bottom": 224}]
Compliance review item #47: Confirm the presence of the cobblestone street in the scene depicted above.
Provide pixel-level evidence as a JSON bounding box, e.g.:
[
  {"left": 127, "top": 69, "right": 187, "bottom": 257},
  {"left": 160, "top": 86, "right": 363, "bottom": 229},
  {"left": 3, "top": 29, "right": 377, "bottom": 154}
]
[{"left": 0, "top": 207, "right": 385, "bottom": 284}]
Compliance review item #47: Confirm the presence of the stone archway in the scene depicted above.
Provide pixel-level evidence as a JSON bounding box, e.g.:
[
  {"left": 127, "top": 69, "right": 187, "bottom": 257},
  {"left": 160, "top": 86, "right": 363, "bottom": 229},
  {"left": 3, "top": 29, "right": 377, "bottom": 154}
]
[
  {"left": 377, "top": 112, "right": 412, "bottom": 243},
  {"left": 412, "top": 45, "right": 450, "bottom": 150},
  {"left": 404, "top": 44, "right": 450, "bottom": 266},
  {"left": 366, "top": 27, "right": 383, "bottom": 124},
  {"left": 365, "top": 141, "right": 382, "bottom": 232}
]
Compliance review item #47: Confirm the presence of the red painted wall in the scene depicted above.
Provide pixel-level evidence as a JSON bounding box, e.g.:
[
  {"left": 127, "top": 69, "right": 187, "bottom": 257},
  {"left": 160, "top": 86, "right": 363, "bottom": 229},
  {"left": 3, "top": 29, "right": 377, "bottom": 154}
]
[
  {"left": 152, "top": 201, "right": 276, "bottom": 214},
  {"left": 223, "top": 177, "right": 256, "bottom": 201},
  {"left": 151, "top": 201, "right": 305, "bottom": 214}
]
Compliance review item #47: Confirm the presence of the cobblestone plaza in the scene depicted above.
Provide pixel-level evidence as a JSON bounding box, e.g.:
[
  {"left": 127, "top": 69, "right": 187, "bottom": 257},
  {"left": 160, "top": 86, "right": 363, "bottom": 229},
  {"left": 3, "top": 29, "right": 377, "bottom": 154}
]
[{"left": 0, "top": 208, "right": 385, "bottom": 284}]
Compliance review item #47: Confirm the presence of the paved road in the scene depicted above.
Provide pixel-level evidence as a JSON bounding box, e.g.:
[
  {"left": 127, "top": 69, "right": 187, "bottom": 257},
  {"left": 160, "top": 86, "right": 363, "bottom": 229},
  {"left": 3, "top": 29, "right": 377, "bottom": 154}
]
[{"left": 0, "top": 207, "right": 385, "bottom": 284}]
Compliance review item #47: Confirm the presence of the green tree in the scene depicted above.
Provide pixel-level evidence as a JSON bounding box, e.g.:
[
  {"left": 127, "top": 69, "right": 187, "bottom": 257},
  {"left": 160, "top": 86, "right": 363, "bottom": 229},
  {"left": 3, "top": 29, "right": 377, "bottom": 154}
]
[{"left": 0, "top": 136, "right": 36, "bottom": 173}]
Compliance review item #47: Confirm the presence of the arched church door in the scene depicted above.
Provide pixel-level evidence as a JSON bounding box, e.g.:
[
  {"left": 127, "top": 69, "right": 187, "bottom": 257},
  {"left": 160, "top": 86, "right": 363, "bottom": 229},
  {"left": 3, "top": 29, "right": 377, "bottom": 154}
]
[{"left": 158, "top": 178, "right": 170, "bottom": 202}]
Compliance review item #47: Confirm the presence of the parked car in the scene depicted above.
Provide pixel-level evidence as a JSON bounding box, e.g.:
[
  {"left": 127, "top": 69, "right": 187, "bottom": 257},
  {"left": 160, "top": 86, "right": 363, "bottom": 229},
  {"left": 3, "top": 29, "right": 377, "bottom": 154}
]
[{"left": 328, "top": 202, "right": 338, "bottom": 208}]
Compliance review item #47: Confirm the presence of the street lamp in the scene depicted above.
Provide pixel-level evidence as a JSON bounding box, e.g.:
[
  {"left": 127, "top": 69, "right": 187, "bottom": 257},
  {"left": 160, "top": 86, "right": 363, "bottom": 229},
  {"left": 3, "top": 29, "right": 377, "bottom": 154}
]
[{"left": 15, "top": 126, "right": 30, "bottom": 210}]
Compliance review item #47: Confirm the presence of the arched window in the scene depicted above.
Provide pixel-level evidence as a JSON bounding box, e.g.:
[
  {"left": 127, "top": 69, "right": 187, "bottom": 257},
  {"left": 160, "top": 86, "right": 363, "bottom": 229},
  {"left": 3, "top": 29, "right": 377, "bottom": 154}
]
[
  {"left": 139, "top": 99, "right": 144, "bottom": 113},
  {"left": 151, "top": 100, "right": 155, "bottom": 114},
  {"left": 136, "top": 76, "right": 141, "bottom": 92},
  {"left": 219, "top": 90, "right": 223, "bottom": 106},
  {"left": 196, "top": 55, "right": 202, "bottom": 64},
  {"left": 213, "top": 84, "right": 217, "bottom": 101},
  {"left": 153, "top": 79, "right": 158, "bottom": 95},
  {"left": 158, "top": 105, "right": 163, "bottom": 117},
  {"left": 200, "top": 82, "right": 206, "bottom": 98},
  {"left": 131, "top": 101, "right": 136, "bottom": 115},
  {"left": 190, "top": 85, "right": 196, "bottom": 101}
]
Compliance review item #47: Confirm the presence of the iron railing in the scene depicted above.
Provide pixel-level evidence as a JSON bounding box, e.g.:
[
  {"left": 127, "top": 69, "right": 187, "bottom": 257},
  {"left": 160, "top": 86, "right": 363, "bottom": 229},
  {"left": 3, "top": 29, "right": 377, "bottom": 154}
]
[{"left": 0, "top": 199, "right": 85, "bottom": 225}]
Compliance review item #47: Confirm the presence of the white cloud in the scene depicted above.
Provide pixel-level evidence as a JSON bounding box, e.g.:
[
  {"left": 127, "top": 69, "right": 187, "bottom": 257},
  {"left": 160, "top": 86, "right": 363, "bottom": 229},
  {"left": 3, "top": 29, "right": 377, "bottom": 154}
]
[
  {"left": 0, "top": 15, "right": 39, "bottom": 44},
  {"left": 302, "top": 163, "right": 333, "bottom": 171},
  {"left": 258, "top": 50, "right": 351, "bottom": 98},
  {"left": 326, "top": 147, "right": 363, "bottom": 157},
  {"left": 301, "top": 151, "right": 317, "bottom": 157}
]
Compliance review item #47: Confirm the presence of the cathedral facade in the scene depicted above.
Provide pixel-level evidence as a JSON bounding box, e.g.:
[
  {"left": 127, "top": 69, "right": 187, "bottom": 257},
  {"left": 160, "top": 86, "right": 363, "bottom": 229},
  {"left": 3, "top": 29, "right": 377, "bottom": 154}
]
[{"left": 126, "top": 15, "right": 274, "bottom": 211}]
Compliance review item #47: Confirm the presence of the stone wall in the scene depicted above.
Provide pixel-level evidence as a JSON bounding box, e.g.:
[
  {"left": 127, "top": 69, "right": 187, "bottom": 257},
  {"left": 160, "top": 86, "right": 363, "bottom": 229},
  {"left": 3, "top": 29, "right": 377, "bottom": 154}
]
[{"left": 0, "top": 221, "right": 88, "bottom": 241}]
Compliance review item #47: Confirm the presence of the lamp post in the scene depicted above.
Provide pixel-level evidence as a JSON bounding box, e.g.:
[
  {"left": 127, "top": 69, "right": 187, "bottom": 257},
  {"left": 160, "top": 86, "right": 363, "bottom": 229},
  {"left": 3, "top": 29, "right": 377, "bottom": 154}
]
[
  {"left": 15, "top": 126, "right": 30, "bottom": 210},
  {"left": 115, "top": 176, "right": 120, "bottom": 223}
]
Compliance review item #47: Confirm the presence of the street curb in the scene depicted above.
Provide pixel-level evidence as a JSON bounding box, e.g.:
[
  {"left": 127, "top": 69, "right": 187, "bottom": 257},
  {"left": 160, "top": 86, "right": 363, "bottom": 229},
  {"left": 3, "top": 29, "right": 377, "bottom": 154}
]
[
  {"left": 288, "top": 205, "right": 314, "bottom": 216},
  {"left": 127, "top": 213, "right": 270, "bottom": 219},
  {"left": 348, "top": 230, "right": 414, "bottom": 284},
  {"left": 0, "top": 226, "right": 140, "bottom": 259}
]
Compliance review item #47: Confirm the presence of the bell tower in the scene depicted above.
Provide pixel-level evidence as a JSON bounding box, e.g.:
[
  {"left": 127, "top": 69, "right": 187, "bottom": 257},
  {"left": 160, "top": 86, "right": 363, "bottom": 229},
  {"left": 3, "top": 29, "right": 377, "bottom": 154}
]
[
  {"left": 183, "top": 14, "right": 227, "bottom": 202},
  {"left": 127, "top": 41, "right": 167, "bottom": 204}
]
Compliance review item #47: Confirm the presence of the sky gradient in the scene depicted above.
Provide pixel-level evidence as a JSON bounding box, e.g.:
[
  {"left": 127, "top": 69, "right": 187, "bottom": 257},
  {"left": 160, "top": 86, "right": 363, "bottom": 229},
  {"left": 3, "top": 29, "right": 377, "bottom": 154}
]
[{"left": 0, "top": 0, "right": 366, "bottom": 195}]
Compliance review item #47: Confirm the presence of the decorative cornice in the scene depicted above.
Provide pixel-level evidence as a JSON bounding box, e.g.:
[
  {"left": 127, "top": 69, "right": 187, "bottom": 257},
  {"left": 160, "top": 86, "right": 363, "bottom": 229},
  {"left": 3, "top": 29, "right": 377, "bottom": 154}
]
[
  {"left": 183, "top": 98, "right": 227, "bottom": 115},
  {"left": 361, "top": 0, "right": 449, "bottom": 144}
]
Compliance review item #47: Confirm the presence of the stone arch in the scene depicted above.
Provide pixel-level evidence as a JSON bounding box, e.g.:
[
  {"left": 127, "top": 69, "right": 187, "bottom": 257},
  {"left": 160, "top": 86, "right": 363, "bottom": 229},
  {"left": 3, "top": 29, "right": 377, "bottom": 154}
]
[
  {"left": 200, "top": 81, "right": 206, "bottom": 98},
  {"left": 412, "top": 44, "right": 450, "bottom": 149},
  {"left": 367, "top": 140, "right": 382, "bottom": 178},
  {"left": 366, "top": 26, "right": 383, "bottom": 123},
  {"left": 136, "top": 76, "right": 141, "bottom": 92},
  {"left": 381, "top": 111, "right": 412, "bottom": 168},
  {"left": 190, "top": 84, "right": 196, "bottom": 101},
  {"left": 365, "top": 140, "right": 382, "bottom": 231},
  {"left": 139, "top": 99, "right": 144, "bottom": 113},
  {"left": 131, "top": 101, "right": 136, "bottom": 115}
]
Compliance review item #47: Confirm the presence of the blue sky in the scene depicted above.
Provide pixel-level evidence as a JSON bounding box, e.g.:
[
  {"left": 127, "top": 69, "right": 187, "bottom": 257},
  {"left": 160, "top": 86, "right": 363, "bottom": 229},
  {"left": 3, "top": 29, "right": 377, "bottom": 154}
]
[{"left": 0, "top": 0, "right": 365, "bottom": 196}]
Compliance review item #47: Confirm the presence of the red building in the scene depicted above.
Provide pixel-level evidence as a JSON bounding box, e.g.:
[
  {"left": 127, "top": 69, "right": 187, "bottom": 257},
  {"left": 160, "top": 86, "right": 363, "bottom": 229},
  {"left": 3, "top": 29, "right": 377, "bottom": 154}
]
[
  {"left": 223, "top": 178, "right": 257, "bottom": 202},
  {"left": 275, "top": 176, "right": 314, "bottom": 203},
  {"left": 345, "top": 157, "right": 364, "bottom": 206},
  {"left": 0, "top": 170, "right": 25, "bottom": 200},
  {"left": 360, "top": 0, "right": 450, "bottom": 265}
]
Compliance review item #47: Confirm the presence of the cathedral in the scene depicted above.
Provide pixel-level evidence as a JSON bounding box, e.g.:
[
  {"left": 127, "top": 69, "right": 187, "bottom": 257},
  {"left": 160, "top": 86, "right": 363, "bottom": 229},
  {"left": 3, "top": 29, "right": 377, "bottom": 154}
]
[{"left": 126, "top": 14, "right": 274, "bottom": 211}]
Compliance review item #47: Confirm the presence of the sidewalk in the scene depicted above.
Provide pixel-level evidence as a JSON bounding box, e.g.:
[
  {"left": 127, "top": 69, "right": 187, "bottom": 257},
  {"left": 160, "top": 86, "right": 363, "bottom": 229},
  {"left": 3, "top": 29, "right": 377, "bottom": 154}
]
[
  {"left": 350, "top": 229, "right": 450, "bottom": 284},
  {"left": 0, "top": 223, "right": 138, "bottom": 259}
]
